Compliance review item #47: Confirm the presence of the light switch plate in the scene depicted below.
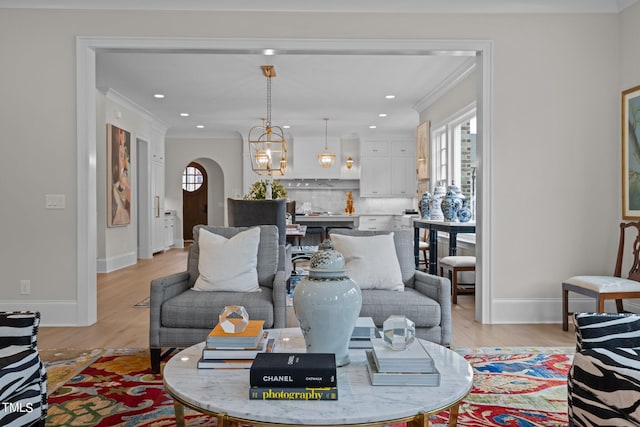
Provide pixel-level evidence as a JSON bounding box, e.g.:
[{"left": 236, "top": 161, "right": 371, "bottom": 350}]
[{"left": 45, "top": 194, "right": 66, "bottom": 209}]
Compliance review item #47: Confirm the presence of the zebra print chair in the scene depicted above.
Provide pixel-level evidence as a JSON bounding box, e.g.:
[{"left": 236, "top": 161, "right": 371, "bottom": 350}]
[
  {"left": 0, "top": 311, "right": 47, "bottom": 427},
  {"left": 568, "top": 313, "right": 640, "bottom": 426}
]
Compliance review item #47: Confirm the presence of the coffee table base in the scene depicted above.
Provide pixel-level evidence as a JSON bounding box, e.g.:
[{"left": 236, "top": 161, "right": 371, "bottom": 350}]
[{"left": 170, "top": 393, "right": 462, "bottom": 427}]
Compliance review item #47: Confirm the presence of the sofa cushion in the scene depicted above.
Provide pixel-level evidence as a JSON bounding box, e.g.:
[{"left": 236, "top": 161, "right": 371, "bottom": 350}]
[
  {"left": 569, "top": 348, "right": 640, "bottom": 425},
  {"left": 193, "top": 227, "right": 260, "bottom": 292},
  {"left": 359, "top": 288, "right": 441, "bottom": 328},
  {"left": 331, "top": 232, "right": 404, "bottom": 291},
  {"left": 189, "top": 225, "right": 279, "bottom": 289},
  {"left": 162, "top": 287, "right": 275, "bottom": 329}
]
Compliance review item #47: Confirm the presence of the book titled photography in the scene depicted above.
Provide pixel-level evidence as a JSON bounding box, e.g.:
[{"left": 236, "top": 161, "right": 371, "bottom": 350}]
[{"left": 250, "top": 353, "right": 337, "bottom": 387}]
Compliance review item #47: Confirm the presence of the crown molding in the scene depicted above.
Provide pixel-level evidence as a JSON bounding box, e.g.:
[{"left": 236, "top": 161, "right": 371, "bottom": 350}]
[
  {"left": 413, "top": 57, "right": 476, "bottom": 113},
  {"left": 1, "top": 0, "right": 636, "bottom": 13},
  {"left": 105, "top": 88, "right": 169, "bottom": 134}
]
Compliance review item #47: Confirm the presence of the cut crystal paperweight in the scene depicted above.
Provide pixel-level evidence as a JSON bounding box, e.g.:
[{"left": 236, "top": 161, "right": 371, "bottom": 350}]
[
  {"left": 219, "top": 305, "right": 249, "bottom": 333},
  {"left": 383, "top": 315, "right": 416, "bottom": 350}
]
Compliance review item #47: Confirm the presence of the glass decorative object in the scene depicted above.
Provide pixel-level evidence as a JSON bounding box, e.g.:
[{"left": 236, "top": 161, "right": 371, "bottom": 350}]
[
  {"left": 293, "top": 240, "right": 362, "bottom": 366},
  {"left": 219, "top": 305, "right": 249, "bottom": 334},
  {"left": 383, "top": 315, "right": 416, "bottom": 350}
]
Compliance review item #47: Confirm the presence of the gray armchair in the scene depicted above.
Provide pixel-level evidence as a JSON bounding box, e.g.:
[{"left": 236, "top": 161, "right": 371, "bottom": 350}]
[
  {"left": 328, "top": 229, "right": 452, "bottom": 346},
  {"left": 149, "top": 225, "right": 288, "bottom": 373}
]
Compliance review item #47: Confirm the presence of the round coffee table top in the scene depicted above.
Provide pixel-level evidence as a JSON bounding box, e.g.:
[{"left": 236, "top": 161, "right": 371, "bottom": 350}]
[{"left": 163, "top": 328, "right": 473, "bottom": 426}]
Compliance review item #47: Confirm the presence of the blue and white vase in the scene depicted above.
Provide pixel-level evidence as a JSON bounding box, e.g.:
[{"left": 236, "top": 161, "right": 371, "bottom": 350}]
[
  {"left": 441, "top": 190, "right": 462, "bottom": 222},
  {"left": 457, "top": 199, "right": 472, "bottom": 222},
  {"left": 293, "top": 240, "right": 362, "bottom": 366},
  {"left": 419, "top": 191, "right": 431, "bottom": 219},
  {"left": 429, "top": 183, "right": 446, "bottom": 221}
]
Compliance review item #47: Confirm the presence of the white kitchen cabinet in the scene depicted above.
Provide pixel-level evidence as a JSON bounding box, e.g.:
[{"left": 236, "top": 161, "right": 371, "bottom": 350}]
[
  {"left": 361, "top": 140, "right": 416, "bottom": 197},
  {"left": 360, "top": 157, "right": 391, "bottom": 196},
  {"left": 164, "top": 214, "right": 175, "bottom": 248},
  {"left": 391, "top": 157, "right": 417, "bottom": 196},
  {"left": 358, "top": 215, "right": 395, "bottom": 231}
]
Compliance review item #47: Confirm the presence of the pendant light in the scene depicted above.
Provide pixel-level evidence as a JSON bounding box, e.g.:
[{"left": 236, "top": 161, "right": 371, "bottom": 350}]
[
  {"left": 317, "top": 118, "right": 336, "bottom": 168},
  {"left": 248, "top": 65, "right": 287, "bottom": 176}
]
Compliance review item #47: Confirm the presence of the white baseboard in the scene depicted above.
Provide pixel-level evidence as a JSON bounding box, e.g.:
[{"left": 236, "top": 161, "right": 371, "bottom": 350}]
[
  {"left": 0, "top": 301, "right": 92, "bottom": 326},
  {"left": 97, "top": 251, "right": 137, "bottom": 273},
  {"left": 490, "top": 298, "right": 640, "bottom": 324}
]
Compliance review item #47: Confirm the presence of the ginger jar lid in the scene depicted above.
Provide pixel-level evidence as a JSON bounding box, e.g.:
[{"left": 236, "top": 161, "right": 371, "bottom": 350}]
[{"left": 309, "top": 240, "right": 348, "bottom": 279}]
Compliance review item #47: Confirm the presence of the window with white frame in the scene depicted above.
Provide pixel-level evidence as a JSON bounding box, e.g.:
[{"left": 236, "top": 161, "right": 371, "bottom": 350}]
[{"left": 431, "top": 105, "right": 477, "bottom": 203}]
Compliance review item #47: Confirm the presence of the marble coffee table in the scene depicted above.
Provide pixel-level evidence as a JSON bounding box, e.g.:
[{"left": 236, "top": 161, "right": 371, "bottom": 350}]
[{"left": 163, "top": 328, "right": 473, "bottom": 427}]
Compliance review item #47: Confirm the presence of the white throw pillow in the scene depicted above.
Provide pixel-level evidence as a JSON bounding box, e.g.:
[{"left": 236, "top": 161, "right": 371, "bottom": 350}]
[
  {"left": 331, "top": 233, "right": 404, "bottom": 291},
  {"left": 193, "top": 227, "right": 261, "bottom": 292}
]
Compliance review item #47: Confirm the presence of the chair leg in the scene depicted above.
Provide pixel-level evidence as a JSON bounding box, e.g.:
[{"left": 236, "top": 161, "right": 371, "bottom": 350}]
[
  {"left": 451, "top": 268, "right": 458, "bottom": 305},
  {"left": 150, "top": 347, "right": 162, "bottom": 374},
  {"left": 597, "top": 296, "right": 605, "bottom": 313},
  {"left": 616, "top": 298, "right": 625, "bottom": 312},
  {"left": 562, "top": 287, "right": 569, "bottom": 331}
]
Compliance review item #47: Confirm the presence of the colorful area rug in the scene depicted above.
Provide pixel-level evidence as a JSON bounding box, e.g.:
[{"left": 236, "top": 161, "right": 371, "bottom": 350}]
[{"left": 44, "top": 347, "right": 574, "bottom": 426}]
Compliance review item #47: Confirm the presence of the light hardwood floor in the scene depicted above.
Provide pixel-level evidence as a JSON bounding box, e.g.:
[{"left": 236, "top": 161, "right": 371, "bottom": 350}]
[{"left": 39, "top": 247, "right": 575, "bottom": 350}]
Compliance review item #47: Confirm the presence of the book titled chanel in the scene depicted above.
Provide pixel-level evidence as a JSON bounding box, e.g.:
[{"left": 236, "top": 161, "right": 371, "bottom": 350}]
[{"left": 249, "top": 353, "right": 337, "bottom": 387}]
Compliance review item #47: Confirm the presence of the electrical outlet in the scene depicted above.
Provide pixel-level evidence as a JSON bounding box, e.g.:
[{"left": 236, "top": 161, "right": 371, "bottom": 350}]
[{"left": 20, "top": 280, "right": 31, "bottom": 295}]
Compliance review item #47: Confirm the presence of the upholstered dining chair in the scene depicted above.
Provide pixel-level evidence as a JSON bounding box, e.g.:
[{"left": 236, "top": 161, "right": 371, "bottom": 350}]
[
  {"left": 439, "top": 255, "right": 476, "bottom": 304},
  {"left": 562, "top": 221, "right": 640, "bottom": 331},
  {"left": 227, "top": 198, "right": 287, "bottom": 245}
]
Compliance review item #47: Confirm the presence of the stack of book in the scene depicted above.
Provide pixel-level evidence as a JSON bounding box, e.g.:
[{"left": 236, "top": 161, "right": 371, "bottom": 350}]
[
  {"left": 365, "top": 338, "right": 440, "bottom": 386},
  {"left": 197, "top": 320, "right": 276, "bottom": 369},
  {"left": 349, "top": 317, "right": 378, "bottom": 349},
  {"left": 249, "top": 353, "right": 338, "bottom": 400}
]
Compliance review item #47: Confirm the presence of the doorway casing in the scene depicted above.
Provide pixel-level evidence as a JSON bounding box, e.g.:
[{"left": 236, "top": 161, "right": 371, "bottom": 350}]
[{"left": 76, "top": 36, "right": 493, "bottom": 326}]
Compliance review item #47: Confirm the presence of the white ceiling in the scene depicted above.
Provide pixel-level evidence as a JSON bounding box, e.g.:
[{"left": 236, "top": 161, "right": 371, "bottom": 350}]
[{"left": 96, "top": 50, "right": 474, "bottom": 139}]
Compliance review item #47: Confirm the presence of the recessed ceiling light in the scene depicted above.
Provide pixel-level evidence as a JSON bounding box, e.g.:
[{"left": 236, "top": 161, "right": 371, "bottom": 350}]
[
  {"left": 369, "top": 125, "right": 377, "bottom": 129},
  {"left": 378, "top": 113, "right": 387, "bottom": 117},
  {"left": 263, "top": 49, "right": 275, "bottom": 56},
  {"left": 179, "top": 113, "right": 189, "bottom": 117},
  {"left": 196, "top": 125, "right": 205, "bottom": 129},
  {"left": 385, "top": 95, "right": 395, "bottom": 99},
  {"left": 153, "top": 93, "right": 165, "bottom": 99}
]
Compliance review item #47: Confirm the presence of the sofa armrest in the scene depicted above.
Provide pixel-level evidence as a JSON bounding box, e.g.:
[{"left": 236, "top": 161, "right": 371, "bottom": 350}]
[
  {"left": 272, "top": 270, "right": 288, "bottom": 329},
  {"left": 413, "top": 271, "right": 452, "bottom": 347},
  {"left": 149, "top": 272, "right": 190, "bottom": 347}
]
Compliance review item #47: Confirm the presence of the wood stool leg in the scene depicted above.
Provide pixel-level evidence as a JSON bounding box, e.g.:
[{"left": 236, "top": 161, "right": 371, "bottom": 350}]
[
  {"left": 616, "top": 298, "right": 625, "bottom": 312},
  {"left": 597, "top": 295, "right": 605, "bottom": 313},
  {"left": 562, "top": 287, "right": 569, "bottom": 331},
  {"left": 451, "top": 268, "right": 458, "bottom": 305}
]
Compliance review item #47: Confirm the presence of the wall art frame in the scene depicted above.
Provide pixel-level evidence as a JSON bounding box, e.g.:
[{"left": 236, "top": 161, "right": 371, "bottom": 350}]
[
  {"left": 107, "top": 123, "right": 132, "bottom": 227},
  {"left": 622, "top": 85, "right": 640, "bottom": 220}
]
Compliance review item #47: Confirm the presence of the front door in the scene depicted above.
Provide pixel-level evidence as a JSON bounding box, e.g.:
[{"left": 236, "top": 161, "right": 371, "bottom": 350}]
[{"left": 182, "top": 162, "right": 208, "bottom": 241}]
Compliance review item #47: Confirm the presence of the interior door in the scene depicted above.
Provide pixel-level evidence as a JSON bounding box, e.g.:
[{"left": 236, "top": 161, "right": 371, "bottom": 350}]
[{"left": 182, "top": 162, "right": 208, "bottom": 241}]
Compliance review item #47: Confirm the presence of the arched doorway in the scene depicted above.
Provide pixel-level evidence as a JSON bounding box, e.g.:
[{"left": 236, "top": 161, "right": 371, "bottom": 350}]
[{"left": 182, "top": 162, "right": 208, "bottom": 241}]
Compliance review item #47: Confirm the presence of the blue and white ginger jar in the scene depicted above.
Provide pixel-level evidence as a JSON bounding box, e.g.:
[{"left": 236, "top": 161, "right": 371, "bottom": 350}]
[
  {"left": 419, "top": 191, "right": 431, "bottom": 219},
  {"left": 441, "top": 190, "right": 462, "bottom": 222}
]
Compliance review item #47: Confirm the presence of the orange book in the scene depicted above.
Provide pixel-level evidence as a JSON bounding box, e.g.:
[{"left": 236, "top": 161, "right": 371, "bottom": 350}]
[{"left": 206, "top": 320, "right": 265, "bottom": 347}]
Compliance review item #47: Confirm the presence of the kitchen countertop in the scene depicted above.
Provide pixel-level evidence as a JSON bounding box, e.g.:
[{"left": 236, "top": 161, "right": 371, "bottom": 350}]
[{"left": 295, "top": 214, "right": 358, "bottom": 222}]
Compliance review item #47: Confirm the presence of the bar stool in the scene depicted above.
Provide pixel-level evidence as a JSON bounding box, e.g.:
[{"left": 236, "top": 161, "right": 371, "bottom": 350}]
[{"left": 440, "top": 256, "right": 476, "bottom": 304}]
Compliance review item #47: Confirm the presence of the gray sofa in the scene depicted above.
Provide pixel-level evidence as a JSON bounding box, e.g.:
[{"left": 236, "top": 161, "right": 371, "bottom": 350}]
[
  {"left": 149, "top": 225, "right": 288, "bottom": 373},
  {"left": 328, "top": 229, "right": 452, "bottom": 346}
]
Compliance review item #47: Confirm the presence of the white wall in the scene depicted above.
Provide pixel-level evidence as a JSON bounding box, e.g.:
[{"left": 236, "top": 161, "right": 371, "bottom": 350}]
[
  {"left": 0, "top": 8, "right": 627, "bottom": 325},
  {"left": 165, "top": 137, "right": 243, "bottom": 243}
]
